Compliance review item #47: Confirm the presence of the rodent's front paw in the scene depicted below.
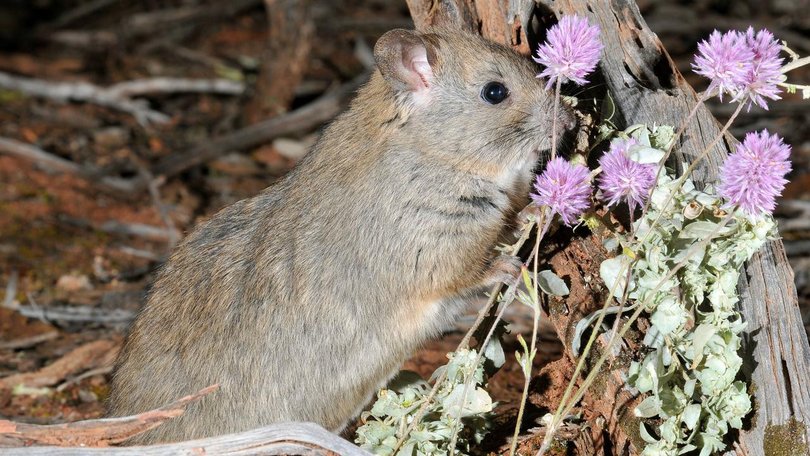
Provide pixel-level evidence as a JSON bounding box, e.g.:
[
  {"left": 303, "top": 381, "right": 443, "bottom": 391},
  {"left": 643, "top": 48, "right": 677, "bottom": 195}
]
[
  {"left": 513, "top": 204, "right": 545, "bottom": 237},
  {"left": 483, "top": 254, "right": 523, "bottom": 288}
]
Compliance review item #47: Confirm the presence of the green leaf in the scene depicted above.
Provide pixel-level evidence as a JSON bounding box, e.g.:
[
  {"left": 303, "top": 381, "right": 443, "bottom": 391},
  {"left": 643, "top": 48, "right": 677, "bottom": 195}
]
[
  {"left": 572, "top": 305, "right": 627, "bottom": 356},
  {"left": 482, "top": 336, "right": 506, "bottom": 369},
  {"left": 678, "top": 221, "right": 732, "bottom": 239},
  {"left": 635, "top": 395, "right": 663, "bottom": 418},
  {"left": 442, "top": 384, "right": 494, "bottom": 417},
  {"left": 682, "top": 403, "right": 702, "bottom": 430},
  {"left": 536, "top": 270, "right": 569, "bottom": 296},
  {"left": 600, "top": 256, "right": 632, "bottom": 298},
  {"left": 689, "top": 324, "right": 717, "bottom": 368},
  {"left": 639, "top": 422, "right": 660, "bottom": 444},
  {"left": 629, "top": 146, "right": 665, "bottom": 164}
]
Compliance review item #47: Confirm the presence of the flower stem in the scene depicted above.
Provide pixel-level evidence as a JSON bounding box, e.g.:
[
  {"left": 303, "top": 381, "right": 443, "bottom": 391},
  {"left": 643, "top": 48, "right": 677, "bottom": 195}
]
[
  {"left": 508, "top": 216, "right": 553, "bottom": 456},
  {"left": 782, "top": 55, "right": 810, "bottom": 73},
  {"left": 551, "top": 78, "right": 562, "bottom": 160}
]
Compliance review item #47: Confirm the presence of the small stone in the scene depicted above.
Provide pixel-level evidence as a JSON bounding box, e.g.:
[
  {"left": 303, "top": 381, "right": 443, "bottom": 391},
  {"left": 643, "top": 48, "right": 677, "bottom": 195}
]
[
  {"left": 55, "top": 274, "right": 93, "bottom": 292},
  {"left": 93, "top": 127, "right": 129, "bottom": 149},
  {"left": 272, "top": 138, "right": 308, "bottom": 161},
  {"left": 209, "top": 153, "right": 261, "bottom": 176}
]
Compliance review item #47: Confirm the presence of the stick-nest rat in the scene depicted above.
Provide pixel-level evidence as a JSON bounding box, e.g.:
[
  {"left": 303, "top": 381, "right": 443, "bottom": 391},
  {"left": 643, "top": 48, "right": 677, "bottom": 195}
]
[{"left": 107, "top": 27, "right": 574, "bottom": 444}]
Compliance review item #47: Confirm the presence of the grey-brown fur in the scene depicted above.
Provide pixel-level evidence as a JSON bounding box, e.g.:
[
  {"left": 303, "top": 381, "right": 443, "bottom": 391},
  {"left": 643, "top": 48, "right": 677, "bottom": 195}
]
[{"left": 107, "top": 28, "right": 573, "bottom": 444}]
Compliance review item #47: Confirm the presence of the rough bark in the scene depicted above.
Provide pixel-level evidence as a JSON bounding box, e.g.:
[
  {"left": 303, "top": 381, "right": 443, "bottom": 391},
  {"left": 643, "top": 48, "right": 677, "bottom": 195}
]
[
  {"left": 244, "top": 0, "right": 314, "bottom": 123},
  {"left": 407, "top": 0, "right": 810, "bottom": 454},
  {"left": 1, "top": 422, "right": 371, "bottom": 456}
]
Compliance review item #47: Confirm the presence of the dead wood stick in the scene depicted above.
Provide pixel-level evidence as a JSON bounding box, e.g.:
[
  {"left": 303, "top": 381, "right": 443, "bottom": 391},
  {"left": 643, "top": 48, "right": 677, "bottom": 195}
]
[
  {"left": 56, "top": 366, "right": 114, "bottom": 392},
  {"left": 0, "top": 339, "right": 119, "bottom": 390},
  {"left": 14, "top": 304, "right": 135, "bottom": 325},
  {"left": 105, "top": 78, "right": 244, "bottom": 99},
  {"left": 151, "top": 73, "right": 368, "bottom": 182},
  {"left": 245, "top": 0, "right": 313, "bottom": 122},
  {"left": 0, "top": 72, "right": 168, "bottom": 125},
  {"left": 1, "top": 421, "right": 370, "bottom": 455},
  {"left": 0, "top": 72, "right": 243, "bottom": 125},
  {"left": 0, "top": 137, "right": 138, "bottom": 194},
  {"left": 3, "top": 269, "right": 18, "bottom": 309},
  {"left": 0, "top": 332, "right": 59, "bottom": 350},
  {"left": 0, "top": 137, "right": 85, "bottom": 175},
  {"left": 36, "top": 0, "right": 119, "bottom": 32},
  {"left": 0, "top": 385, "right": 219, "bottom": 448}
]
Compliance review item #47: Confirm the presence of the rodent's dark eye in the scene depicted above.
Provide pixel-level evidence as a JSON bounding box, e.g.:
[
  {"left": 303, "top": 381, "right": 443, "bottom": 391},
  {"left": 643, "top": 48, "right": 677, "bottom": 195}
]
[{"left": 481, "top": 82, "right": 509, "bottom": 104}]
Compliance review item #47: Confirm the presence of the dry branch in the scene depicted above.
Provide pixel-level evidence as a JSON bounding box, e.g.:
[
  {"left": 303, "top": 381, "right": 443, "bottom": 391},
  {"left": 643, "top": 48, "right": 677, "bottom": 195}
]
[
  {"left": 0, "top": 137, "right": 136, "bottom": 194},
  {"left": 151, "top": 73, "right": 368, "bottom": 182},
  {"left": 0, "top": 72, "right": 244, "bottom": 125},
  {"left": 0, "top": 332, "right": 59, "bottom": 350},
  {"left": 245, "top": 0, "right": 314, "bottom": 122},
  {"left": 0, "top": 385, "right": 219, "bottom": 448},
  {"left": 14, "top": 304, "right": 135, "bottom": 325},
  {"left": 0, "top": 339, "right": 119, "bottom": 390}
]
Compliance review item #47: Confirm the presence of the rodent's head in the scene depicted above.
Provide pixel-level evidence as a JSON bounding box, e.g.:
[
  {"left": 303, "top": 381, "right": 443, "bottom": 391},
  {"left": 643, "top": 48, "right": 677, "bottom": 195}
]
[{"left": 373, "top": 28, "right": 575, "bottom": 177}]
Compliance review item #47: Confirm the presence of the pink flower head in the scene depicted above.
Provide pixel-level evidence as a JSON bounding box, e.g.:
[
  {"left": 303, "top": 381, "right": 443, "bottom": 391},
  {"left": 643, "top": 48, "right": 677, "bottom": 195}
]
[
  {"left": 735, "top": 27, "right": 784, "bottom": 111},
  {"left": 533, "top": 15, "right": 603, "bottom": 89},
  {"left": 718, "top": 130, "right": 792, "bottom": 216},
  {"left": 532, "top": 157, "right": 592, "bottom": 225},
  {"left": 692, "top": 30, "right": 754, "bottom": 101},
  {"left": 597, "top": 138, "right": 657, "bottom": 211}
]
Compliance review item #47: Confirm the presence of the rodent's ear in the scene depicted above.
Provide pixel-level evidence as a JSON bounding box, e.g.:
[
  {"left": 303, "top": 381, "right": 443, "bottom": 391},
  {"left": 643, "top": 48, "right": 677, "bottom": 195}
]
[{"left": 374, "top": 29, "right": 437, "bottom": 97}]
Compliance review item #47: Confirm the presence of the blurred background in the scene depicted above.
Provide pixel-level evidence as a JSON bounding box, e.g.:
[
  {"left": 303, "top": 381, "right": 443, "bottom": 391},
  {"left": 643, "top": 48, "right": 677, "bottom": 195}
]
[{"left": 0, "top": 0, "right": 807, "bottom": 435}]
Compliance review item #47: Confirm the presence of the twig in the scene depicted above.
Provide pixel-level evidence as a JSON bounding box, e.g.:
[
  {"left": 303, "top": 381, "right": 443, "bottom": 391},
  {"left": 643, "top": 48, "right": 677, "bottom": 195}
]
[
  {"left": 98, "top": 221, "right": 180, "bottom": 242},
  {"left": 1, "top": 421, "right": 370, "bottom": 455},
  {"left": 3, "top": 270, "right": 17, "bottom": 309},
  {"left": 106, "top": 78, "right": 243, "bottom": 98},
  {"left": 56, "top": 366, "right": 114, "bottom": 392},
  {"left": 150, "top": 72, "right": 369, "bottom": 183},
  {"left": 116, "top": 246, "right": 164, "bottom": 262},
  {"left": 136, "top": 165, "right": 180, "bottom": 249},
  {"left": 0, "top": 72, "right": 168, "bottom": 125},
  {"left": 0, "top": 137, "right": 138, "bottom": 194},
  {"left": 14, "top": 305, "right": 135, "bottom": 325},
  {"left": 0, "top": 339, "right": 119, "bottom": 389},
  {"left": 0, "top": 385, "right": 219, "bottom": 448},
  {"left": 0, "top": 332, "right": 59, "bottom": 351},
  {"left": 35, "top": 0, "right": 118, "bottom": 31},
  {"left": 0, "top": 72, "right": 244, "bottom": 125}
]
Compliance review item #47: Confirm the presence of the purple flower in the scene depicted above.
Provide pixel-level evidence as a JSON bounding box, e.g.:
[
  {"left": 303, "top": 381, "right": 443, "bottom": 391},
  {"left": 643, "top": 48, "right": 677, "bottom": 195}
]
[
  {"left": 692, "top": 30, "right": 754, "bottom": 101},
  {"left": 718, "top": 130, "right": 792, "bottom": 216},
  {"left": 533, "top": 15, "right": 603, "bottom": 89},
  {"left": 735, "top": 27, "right": 784, "bottom": 110},
  {"left": 532, "top": 157, "right": 592, "bottom": 225},
  {"left": 597, "top": 138, "right": 657, "bottom": 211}
]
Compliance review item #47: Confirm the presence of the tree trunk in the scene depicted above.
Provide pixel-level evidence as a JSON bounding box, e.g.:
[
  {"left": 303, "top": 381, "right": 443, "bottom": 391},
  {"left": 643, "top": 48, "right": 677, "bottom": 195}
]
[
  {"left": 407, "top": 1, "right": 810, "bottom": 454},
  {"left": 244, "top": 0, "right": 313, "bottom": 123}
]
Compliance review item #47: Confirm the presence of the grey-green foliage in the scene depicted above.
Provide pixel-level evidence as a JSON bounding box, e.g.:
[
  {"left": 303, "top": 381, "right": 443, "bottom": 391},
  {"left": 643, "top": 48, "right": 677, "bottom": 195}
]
[
  {"left": 598, "top": 125, "right": 776, "bottom": 456},
  {"left": 355, "top": 349, "right": 495, "bottom": 456}
]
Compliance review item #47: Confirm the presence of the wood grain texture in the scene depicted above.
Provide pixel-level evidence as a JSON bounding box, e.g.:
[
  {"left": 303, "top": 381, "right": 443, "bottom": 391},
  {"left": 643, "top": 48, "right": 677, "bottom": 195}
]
[
  {"left": 1, "top": 422, "right": 371, "bottom": 456},
  {"left": 405, "top": 0, "right": 533, "bottom": 54}
]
